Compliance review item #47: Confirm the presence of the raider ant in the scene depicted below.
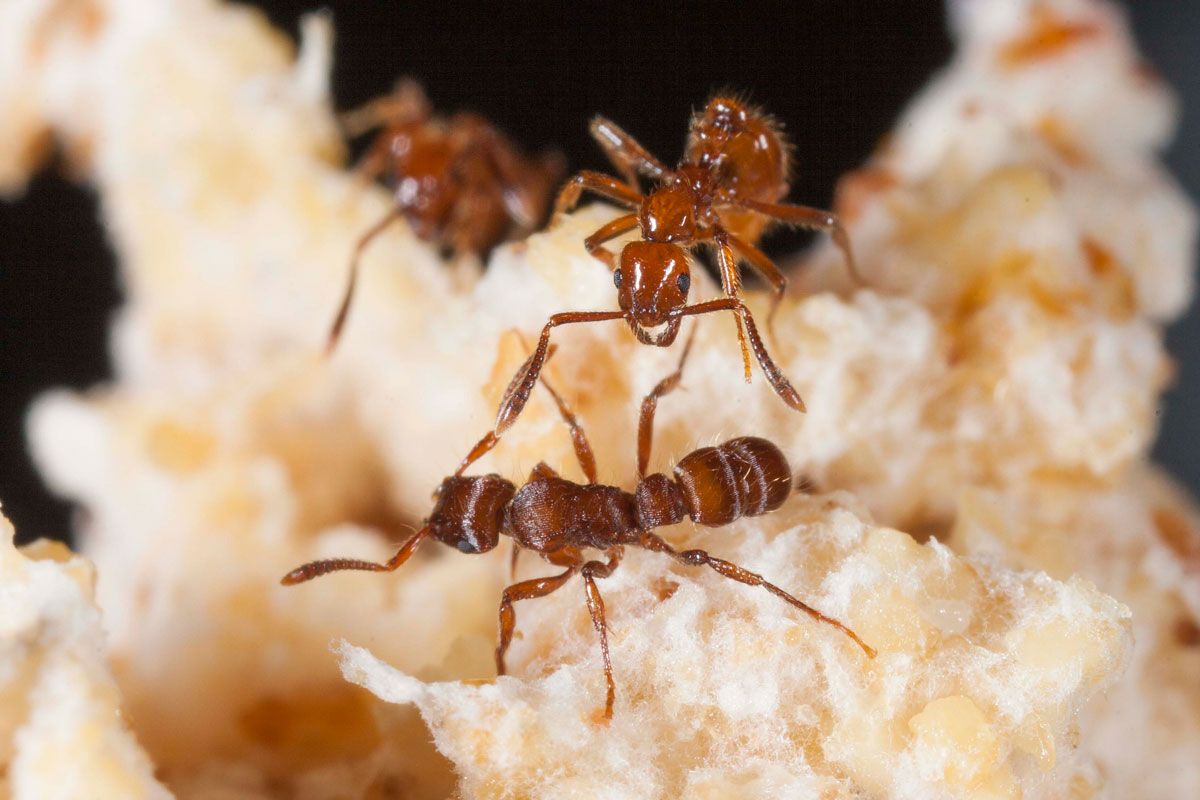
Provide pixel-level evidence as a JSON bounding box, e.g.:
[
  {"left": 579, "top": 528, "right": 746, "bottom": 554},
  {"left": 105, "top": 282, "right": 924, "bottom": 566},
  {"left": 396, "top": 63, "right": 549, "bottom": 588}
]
[
  {"left": 328, "top": 79, "right": 565, "bottom": 347},
  {"left": 282, "top": 333, "right": 874, "bottom": 719},
  {"left": 484, "top": 95, "right": 863, "bottom": 444}
]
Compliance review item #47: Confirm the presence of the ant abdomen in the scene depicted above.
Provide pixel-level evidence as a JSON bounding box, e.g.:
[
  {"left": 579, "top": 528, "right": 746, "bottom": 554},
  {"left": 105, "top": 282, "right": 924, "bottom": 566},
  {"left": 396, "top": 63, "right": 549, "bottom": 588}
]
[{"left": 674, "top": 437, "right": 792, "bottom": 527}]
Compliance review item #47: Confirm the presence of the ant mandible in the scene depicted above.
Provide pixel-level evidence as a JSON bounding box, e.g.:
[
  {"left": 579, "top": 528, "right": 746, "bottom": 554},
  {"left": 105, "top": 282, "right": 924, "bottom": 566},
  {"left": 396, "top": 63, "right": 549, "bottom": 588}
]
[
  {"left": 328, "top": 79, "right": 565, "bottom": 348},
  {"left": 484, "top": 95, "right": 863, "bottom": 443},
  {"left": 281, "top": 332, "right": 875, "bottom": 720}
]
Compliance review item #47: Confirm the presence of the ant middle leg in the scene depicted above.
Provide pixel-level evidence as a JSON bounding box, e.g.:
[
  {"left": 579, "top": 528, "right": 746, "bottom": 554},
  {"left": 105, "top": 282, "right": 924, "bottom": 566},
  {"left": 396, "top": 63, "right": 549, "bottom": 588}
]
[
  {"left": 637, "top": 325, "right": 697, "bottom": 478},
  {"left": 327, "top": 207, "right": 405, "bottom": 352},
  {"left": 678, "top": 297, "right": 805, "bottom": 413},
  {"left": 736, "top": 199, "right": 863, "bottom": 285},
  {"left": 496, "top": 564, "right": 579, "bottom": 676},
  {"left": 580, "top": 546, "right": 624, "bottom": 719},
  {"left": 636, "top": 532, "right": 875, "bottom": 658}
]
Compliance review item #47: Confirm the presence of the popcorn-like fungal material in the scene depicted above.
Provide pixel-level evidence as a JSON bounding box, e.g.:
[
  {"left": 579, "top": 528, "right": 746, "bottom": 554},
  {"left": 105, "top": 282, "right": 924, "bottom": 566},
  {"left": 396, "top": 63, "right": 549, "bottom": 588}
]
[
  {"left": 0, "top": 512, "right": 170, "bottom": 799},
  {"left": 338, "top": 494, "right": 1132, "bottom": 799},
  {"left": 0, "top": 0, "right": 1194, "bottom": 797}
]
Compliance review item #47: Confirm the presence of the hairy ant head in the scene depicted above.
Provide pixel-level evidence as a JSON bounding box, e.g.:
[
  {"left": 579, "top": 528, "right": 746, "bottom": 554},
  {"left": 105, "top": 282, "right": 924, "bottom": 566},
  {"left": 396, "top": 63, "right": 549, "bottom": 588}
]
[
  {"left": 427, "top": 474, "right": 516, "bottom": 554},
  {"left": 616, "top": 241, "right": 691, "bottom": 346}
]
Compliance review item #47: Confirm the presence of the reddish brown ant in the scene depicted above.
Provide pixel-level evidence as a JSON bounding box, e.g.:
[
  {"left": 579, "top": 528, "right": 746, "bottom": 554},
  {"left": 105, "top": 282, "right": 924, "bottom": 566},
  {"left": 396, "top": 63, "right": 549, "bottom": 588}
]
[
  {"left": 484, "top": 94, "right": 862, "bottom": 441},
  {"left": 328, "top": 79, "right": 565, "bottom": 347},
  {"left": 281, "top": 333, "right": 874, "bottom": 720}
]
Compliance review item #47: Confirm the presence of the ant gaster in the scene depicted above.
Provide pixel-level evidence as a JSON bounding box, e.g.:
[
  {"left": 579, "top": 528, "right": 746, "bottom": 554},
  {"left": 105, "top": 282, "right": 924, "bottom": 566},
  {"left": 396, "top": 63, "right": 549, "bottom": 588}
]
[
  {"left": 282, "top": 333, "right": 875, "bottom": 720},
  {"left": 328, "top": 79, "right": 565, "bottom": 348},
  {"left": 478, "top": 95, "right": 863, "bottom": 453}
]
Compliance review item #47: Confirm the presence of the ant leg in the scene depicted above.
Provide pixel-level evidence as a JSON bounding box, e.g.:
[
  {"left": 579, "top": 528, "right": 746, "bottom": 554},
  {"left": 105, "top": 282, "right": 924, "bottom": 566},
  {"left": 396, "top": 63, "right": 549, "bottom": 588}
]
[
  {"left": 736, "top": 199, "right": 863, "bottom": 285},
  {"left": 711, "top": 229, "right": 753, "bottom": 382},
  {"left": 582, "top": 213, "right": 639, "bottom": 271},
  {"left": 636, "top": 532, "right": 875, "bottom": 658},
  {"left": 533, "top": 366, "right": 598, "bottom": 485},
  {"left": 510, "top": 542, "right": 522, "bottom": 581},
  {"left": 637, "top": 325, "right": 697, "bottom": 478},
  {"left": 679, "top": 297, "right": 805, "bottom": 413},
  {"left": 474, "top": 126, "right": 564, "bottom": 232},
  {"left": 339, "top": 77, "right": 430, "bottom": 138},
  {"left": 554, "top": 171, "right": 644, "bottom": 222},
  {"left": 327, "top": 208, "right": 405, "bottom": 352},
  {"left": 281, "top": 527, "right": 430, "bottom": 586},
  {"left": 580, "top": 546, "right": 624, "bottom": 719},
  {"left": 589, "top": 115, "right": 670, "bottom": 188},
  {"left": 496, "top": 565, "right": 579, "bottom": 677},
  {"left": 495, "top": 310, "right": 627, "bottom": 435},
  {"left": 725, "top": 230, "right": 788, "bottom": 338}
]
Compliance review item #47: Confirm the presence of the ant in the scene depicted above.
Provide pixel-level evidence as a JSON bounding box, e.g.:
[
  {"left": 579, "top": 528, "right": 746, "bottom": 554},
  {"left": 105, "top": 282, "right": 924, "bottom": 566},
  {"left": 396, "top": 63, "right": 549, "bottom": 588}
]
[
  {"left": 281, "top": 332, "right": 875, "bottom": 720},
  {"left": 484, "top": 95, "right": 863, "bottom": 442},
  {"left": 328, "top": 79, "right": 565, "bottom": 347}
]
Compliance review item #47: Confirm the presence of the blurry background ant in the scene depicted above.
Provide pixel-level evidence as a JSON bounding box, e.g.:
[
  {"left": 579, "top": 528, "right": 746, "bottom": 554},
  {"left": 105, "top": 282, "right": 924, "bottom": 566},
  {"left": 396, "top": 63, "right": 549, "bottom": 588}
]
[
  {"left": 282, "top": 331, "right": 874, "bottom": 720},
  {"left": 328, "top": 79, "right": 565, "bottom": 347}
]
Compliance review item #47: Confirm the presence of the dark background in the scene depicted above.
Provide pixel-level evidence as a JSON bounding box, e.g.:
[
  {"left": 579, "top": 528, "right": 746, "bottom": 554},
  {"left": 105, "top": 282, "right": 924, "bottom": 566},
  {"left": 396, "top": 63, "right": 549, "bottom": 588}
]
[{"left": 0, "top": 2, "right": 1196, "bottom": 544}]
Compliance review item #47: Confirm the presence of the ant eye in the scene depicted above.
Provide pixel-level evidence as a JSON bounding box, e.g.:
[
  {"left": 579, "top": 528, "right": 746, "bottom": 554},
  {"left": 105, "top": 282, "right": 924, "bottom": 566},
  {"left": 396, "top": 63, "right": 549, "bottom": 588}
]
[
  {"left": 613, "top": 270, "right": 623, "bottom": 288},
  {"left": 676, "top": 273, "right": 690, "bottom": 295}
]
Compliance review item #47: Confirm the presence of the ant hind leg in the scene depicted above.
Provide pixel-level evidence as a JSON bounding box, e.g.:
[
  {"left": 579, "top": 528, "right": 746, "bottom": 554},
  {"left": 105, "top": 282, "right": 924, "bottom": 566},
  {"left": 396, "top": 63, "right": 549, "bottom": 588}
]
[
  {"left": 588, "top": 115, "right": 670, "bottom": 188},
  {"left": 737, "top": 199, "right": 863, "bottom": 286},
  {"left": 636, "top": 532, "right": 875, "bottom": 658}
]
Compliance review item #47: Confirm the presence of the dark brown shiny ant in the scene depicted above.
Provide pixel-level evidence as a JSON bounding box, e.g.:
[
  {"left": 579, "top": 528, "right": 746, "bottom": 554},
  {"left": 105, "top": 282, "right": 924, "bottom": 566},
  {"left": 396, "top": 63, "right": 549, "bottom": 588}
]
[
  {"left": 328, "top": 79, "right": 565, "bottom": 348},
  {"left": 281, "top": 334, "right": 874, "bottom": 719},
  {"left": 483, "top": 96, "right": 862, "bottom": 447}
]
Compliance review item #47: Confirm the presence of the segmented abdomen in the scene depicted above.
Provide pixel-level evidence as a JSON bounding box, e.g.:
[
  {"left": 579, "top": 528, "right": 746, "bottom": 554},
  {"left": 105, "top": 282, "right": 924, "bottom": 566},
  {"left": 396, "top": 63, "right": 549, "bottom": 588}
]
[{"left": 673, "top": 436, "right": 792, "bottom": 526}]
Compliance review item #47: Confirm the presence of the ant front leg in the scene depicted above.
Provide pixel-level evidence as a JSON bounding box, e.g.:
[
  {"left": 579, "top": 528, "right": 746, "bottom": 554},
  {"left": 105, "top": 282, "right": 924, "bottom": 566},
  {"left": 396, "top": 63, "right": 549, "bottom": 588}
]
[
  {"left": 679, "top": 297, "right": 805, "bottom": 413},
  {"left": 580, "top": 546, "right": 624, "bottom": 719},
  {"left": 327, "top": 208, "right": 405, "bottom": 352},
  {"left": 496, "top": 564, "right": 578, "bottom": 676},
  {"left": 339, "top": 78, "right": 431, "bottom": 138},
  {"left": 581, "top": 213, "right": 639, "bottom": 270},
  {"left": 554, "top": 171, "right": 644, "bottom": 222},
  {"left": 711, "top": 229, "right": 752, "bottom": 382},
  {"left": 737, "top": 199, "right": 864, "bottom": 285},
  {"left": 495, "top": 310, "right": 627, "bottom": 435},
  {"left": 588, "top": 116, "right": 670, "bottom": 189},
  {"left": 724, "top": 229, "right": 788, "bottom": 338},
  {"left": 637, "top": 325, "right": 697, "bottom": 478},
  {"left": 636, "top": 532, "right": 875, "bottom": 658}
]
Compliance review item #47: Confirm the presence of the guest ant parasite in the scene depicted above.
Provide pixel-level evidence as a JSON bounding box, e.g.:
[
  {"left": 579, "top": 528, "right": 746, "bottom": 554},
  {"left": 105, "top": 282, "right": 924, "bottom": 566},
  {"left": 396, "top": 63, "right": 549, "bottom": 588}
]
[
  {"left": 328, "top": 79, "right": 565, "bottom": 347},
  {"left": 485, "top": 94, "right": 863, "bottom": 441},
  {"left": 282, "top": 332, "right": 874, "bottom": 720}
]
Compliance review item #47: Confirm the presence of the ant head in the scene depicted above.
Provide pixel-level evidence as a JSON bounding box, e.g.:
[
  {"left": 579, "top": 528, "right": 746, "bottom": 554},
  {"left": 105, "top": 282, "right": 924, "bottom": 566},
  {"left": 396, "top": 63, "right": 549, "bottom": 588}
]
[
  {"left": 615, "top": 241, "right": 690, "bottom": 346},
  {"left": 394, "top": 135, "right": 461, "bottom": 236},
  {"left": 427, "top": 474, "right": 515, "bottom": 554},
  {"left": 639, "top": 184, "right": 697, "bottom": 243},
  {"left": 700, "top": 96, "right": 751, "bottom": 131}
]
